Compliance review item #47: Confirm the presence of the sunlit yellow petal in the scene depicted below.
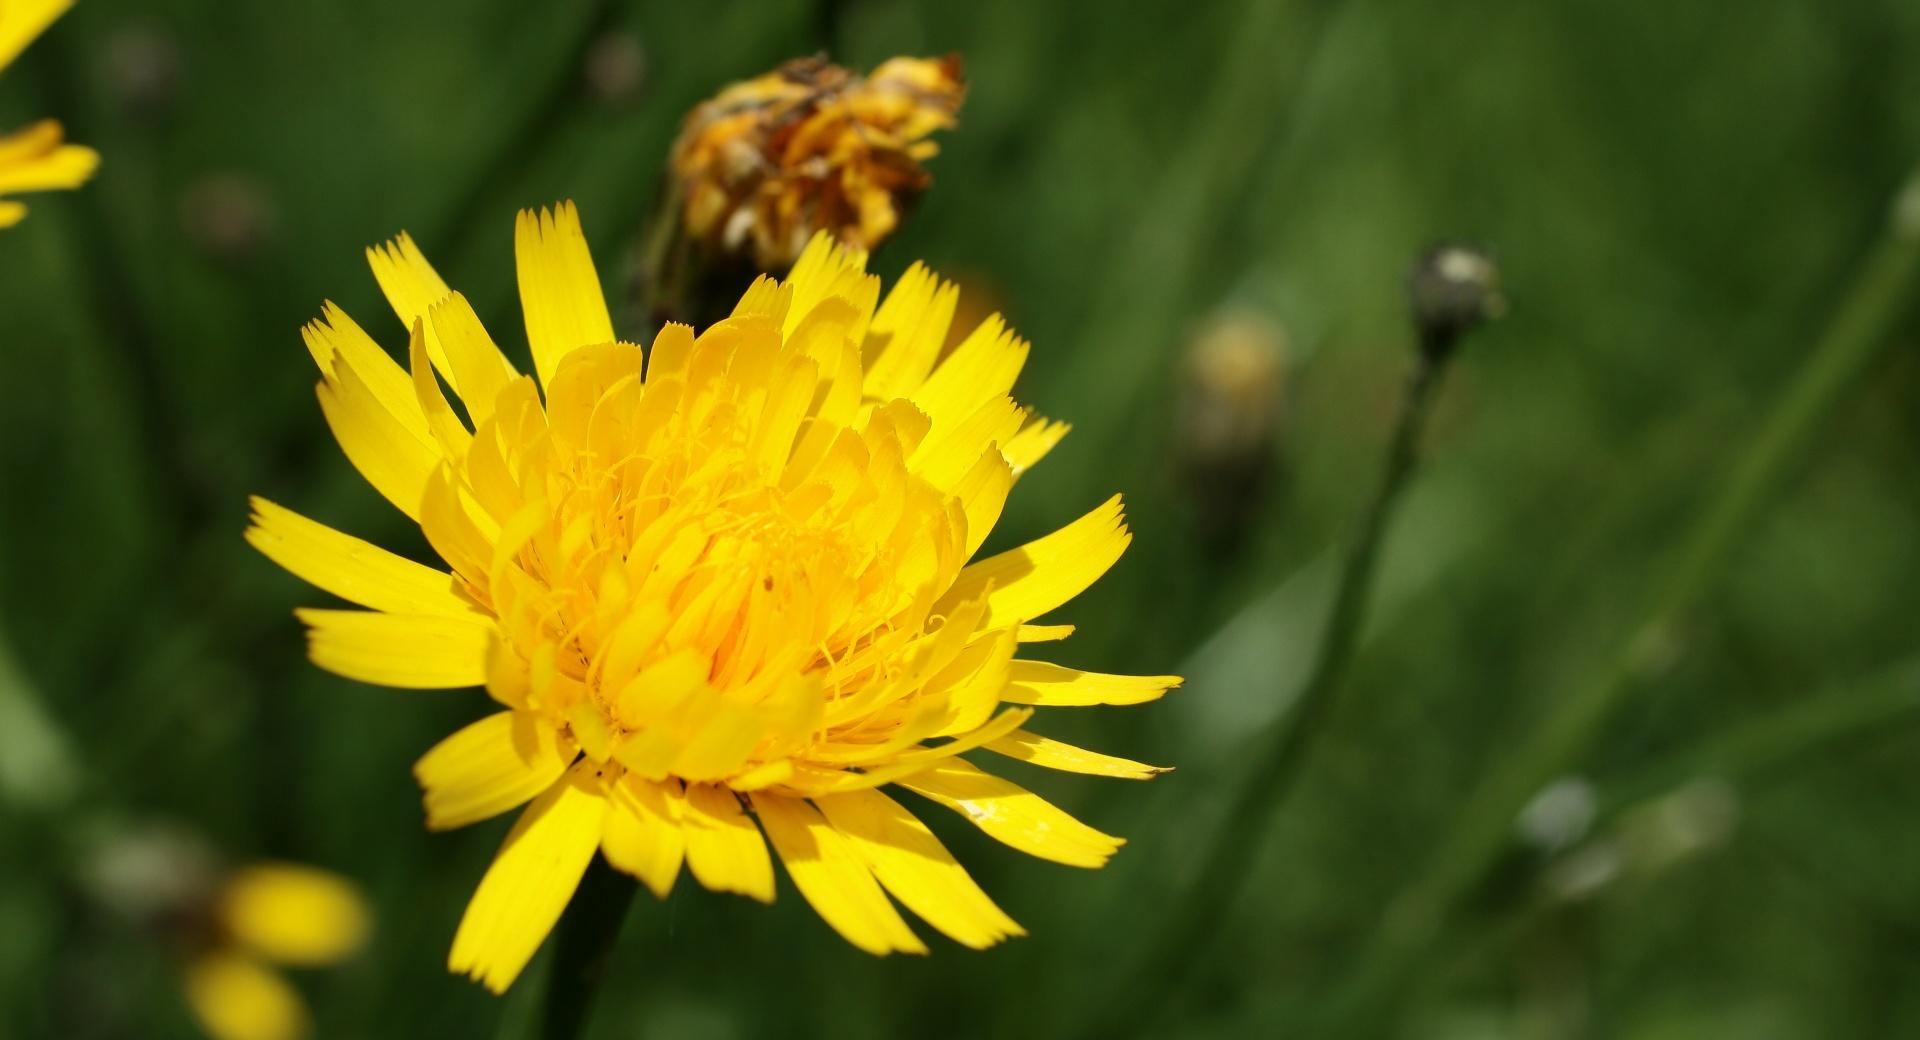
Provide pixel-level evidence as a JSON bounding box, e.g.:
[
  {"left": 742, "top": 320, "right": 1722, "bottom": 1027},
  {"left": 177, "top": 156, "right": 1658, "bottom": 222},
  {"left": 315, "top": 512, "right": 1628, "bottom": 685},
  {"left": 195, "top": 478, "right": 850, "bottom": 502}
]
[
  {"left": 515, "top": 201, "right": 613, "bottom": 388},
  {"left": 982, "top": 729, "right": 1170, "bottom": 779},
  {"left": 999, "top": 660, "right": 1181, "bottom": 707},
  {"left": 782, "top": 233, "right": 877, "bottom": 342},
  {"left": 429, "top": 291, "right": 518, "bottom": 426},
  {"left": 449, "top": 763, "right": 607, "bottom": 994},
  {"left": 414, "top": 711, "right": 578, "bottom": 830},
  {"left": 939, "top": 494, "right": 1131, "bottom": 628},
  {"left": 643, "top": 321, "right": 695, "bottom": 382},
  {"left": 1002, "top": 417, "right": 1070, "bottom": 477},
  {"left": 246, "top": 497, "right": 472, "bottom": 618},
  {"left": 298, "top": 303, "right": 433, "bottom": 448},
  {"left": 601, "top": 775, "right": 685, "bottom": 899},
  {"left": 295, "top": 609, "right": 490, "bottom": 689},
  {"left": 408, "top": 319, "right": 475, "bottom": 459},
  {"left": 418, "top": 464, "right": 500, "bottom": 586},
  {"left": 814, "top": 788, "right": 1023, "bottom": 948},
  {"left": 315, "top": 357, "right": 439, "bottom": 519},
  {"left": 949, "top": 449, "right": 1013, "bottom": 559},
  {"left": 751, "top": 792, "right": 927, "bottom": 955},
  {"left": 366, "top": 231, "right": 457, "bottom": 383},
  {"left": 898, "top": 758, "right": 1124, "bottom": 868},
  {"left": 0, "top": 1, "right": 75, "bottom": 75},
  {"left": 862, "top": 262, "right": 957, "bottom": 401},
  {"left": 909, "top": 395, "right": 1025, "bottom": 492},
  {"left": 910, "top": 315, "right": 1028, "bottom": 436},
  {"left": 680, "top": 782, "right": 774, "bottom": 903}
]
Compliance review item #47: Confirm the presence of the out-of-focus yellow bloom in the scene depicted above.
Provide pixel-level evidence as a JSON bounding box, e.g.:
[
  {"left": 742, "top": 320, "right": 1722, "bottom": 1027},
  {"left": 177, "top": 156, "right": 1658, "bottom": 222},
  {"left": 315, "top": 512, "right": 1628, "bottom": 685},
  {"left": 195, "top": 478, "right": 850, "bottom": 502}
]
[
  {"left": 184, "top": 863, "right": 371, "bottom": 1040},
  {"left": 216, "top": 864, "right": 371, "bottom": 966},
  {"left": 248, "top": 201, "right": 1178, "bottom": 993},
  {"left": 0, "top": 0, "right": 98, "bottom": 227},
  {"left": 1178, "top": 311, "right": 1286, "bottom": 478},
  {"left": 670, "top": 55, "right": 964, "bottom": 268},
  {"left": 1177, "top": 310, "right": 1287, "bottom": 546},
  {"left": 186, "top": 952, "right": 307, "bottom": 1040}
]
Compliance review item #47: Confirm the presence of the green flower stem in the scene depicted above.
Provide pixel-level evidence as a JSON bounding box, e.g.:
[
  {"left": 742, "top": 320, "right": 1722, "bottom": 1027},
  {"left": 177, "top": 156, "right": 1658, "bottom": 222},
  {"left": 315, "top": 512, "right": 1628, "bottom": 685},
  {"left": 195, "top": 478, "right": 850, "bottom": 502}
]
[
  {"left": 539, "top": 856, "right": 637, "bottom": 1040},
  {"left": 1324, "top": 171, "right": 1920, "bottom": 1033},
  {"left": 1088, "top": 346, "right": 1454, "bottom": 1037}
]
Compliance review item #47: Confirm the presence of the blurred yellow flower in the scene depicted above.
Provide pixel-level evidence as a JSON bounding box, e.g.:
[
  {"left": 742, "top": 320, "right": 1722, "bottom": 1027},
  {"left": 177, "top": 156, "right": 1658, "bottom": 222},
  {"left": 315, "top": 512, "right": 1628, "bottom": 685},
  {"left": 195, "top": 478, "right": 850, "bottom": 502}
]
[
  {"left": 249, "top": 201, "right": 1178, "bottom": 992},
  {"left": 0, "top": 0, "right": 98, "bottom": 227},
  {"left": 185, "top": 864, "right": 370, "bottom": 1040},
  {"left": 671, "top": 55, "right": 964, "bottom": 268}
]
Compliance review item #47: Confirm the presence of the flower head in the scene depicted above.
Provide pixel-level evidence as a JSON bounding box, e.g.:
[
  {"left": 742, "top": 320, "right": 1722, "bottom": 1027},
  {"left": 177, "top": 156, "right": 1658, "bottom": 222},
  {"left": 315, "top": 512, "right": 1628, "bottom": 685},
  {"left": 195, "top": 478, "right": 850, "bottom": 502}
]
[
  {"left": 249, "top": 201, "right": 1177, "bottom": 992},
  {"left": 0, "top": 0, "right": 99, "bottom": 227},
  {"left": 84, "top": 830, "right": 369, "bottom": 1040},
  {"left": 1408, "top": 243, "right": 1504, "bottom": 359},
  {"left": 671, "top": 54, "right": 964, "bottom": 268},
  {"left": 185, "top": 864, "right": 370, "bottom": 1040}
]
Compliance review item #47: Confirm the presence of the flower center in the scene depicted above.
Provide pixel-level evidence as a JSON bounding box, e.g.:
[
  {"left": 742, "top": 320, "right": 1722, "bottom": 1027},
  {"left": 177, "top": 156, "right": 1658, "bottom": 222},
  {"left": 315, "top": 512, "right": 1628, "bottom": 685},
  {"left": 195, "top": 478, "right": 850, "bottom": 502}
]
[{"left": 478, "top": 329, "right": 967, "bottom": 785}]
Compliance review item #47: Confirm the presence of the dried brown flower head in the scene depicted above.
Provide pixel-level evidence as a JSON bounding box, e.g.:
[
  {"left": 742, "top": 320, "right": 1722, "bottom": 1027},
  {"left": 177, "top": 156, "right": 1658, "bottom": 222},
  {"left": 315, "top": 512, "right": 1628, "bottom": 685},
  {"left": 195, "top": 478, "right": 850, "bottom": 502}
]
[{"left": 670, "top": 54, "right": 965, "bottom": 268}]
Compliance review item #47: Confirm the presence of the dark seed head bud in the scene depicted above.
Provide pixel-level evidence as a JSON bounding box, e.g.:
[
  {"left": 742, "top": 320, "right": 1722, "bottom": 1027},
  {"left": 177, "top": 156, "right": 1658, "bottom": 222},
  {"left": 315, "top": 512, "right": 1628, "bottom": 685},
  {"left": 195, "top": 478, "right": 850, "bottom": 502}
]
[{"left": 1408, "top": 244, "right": 1503, "bottom": 360}]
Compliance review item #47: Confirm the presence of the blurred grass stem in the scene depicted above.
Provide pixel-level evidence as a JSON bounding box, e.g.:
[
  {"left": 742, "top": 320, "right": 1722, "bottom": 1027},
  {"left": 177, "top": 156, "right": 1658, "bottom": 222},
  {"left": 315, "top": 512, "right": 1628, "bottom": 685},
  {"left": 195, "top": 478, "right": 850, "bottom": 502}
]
[
  {"left": 0, "top": 629, "right": 78, "bottom": 813},
  {"left": 1092, "top": 339, "right": 1455, "bottom": 1035},
  {"left": 1596, "top": 655, "right": 1920, "bottom": 828},
  {"left": 1326, "top": 170, "right": 1920, "bottom": 1032},
  {"left": 1400, "top": 655, "right": 1920, "bottom": 1014}
]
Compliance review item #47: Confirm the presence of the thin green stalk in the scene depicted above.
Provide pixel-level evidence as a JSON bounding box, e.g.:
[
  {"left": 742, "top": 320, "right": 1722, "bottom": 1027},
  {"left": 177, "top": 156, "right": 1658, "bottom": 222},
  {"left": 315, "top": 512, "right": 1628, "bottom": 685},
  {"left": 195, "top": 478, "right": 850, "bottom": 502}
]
[
  {"left": 1086, "top": 346, "right": 1454, "bottom": 1037},
  {"left": 1324, "top": 170, "right": 1920, "bottom": 1033},
  {"left": 1365, "top": 654, "right": 1920, "bottom": 1019},
  {"left": 27, "top": 35, "right": 207, "bottom": 543},
  {"left": 1595, "top": 655, "right": 1920, "bottom": 825},
  {"left": 539, "top": 857, "right": 637, "bottom": 1040}
]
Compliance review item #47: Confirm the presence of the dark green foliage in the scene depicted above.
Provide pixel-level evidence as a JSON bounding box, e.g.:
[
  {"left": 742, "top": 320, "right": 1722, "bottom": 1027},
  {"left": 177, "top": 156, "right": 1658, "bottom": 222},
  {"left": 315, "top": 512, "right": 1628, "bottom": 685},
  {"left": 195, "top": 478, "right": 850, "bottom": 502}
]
[{"left": 3, "top": 0, "right": 1919, "bottom": 1036}]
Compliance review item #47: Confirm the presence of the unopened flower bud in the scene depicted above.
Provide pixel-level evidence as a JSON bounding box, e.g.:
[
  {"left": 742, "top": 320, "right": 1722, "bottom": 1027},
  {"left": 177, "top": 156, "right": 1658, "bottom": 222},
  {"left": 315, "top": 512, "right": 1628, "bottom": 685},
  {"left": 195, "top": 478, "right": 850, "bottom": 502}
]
[{"left": 1409, "top": 243, "right": 1503, "bottom": 360}]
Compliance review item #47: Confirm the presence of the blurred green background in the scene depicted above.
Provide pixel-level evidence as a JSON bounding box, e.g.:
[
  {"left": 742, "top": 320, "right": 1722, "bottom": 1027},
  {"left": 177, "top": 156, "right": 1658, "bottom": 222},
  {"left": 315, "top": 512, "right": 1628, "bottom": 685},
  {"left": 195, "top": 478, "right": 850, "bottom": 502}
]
[{"left": 6, "top": 0, "right": 1920, "bottom": 1036}]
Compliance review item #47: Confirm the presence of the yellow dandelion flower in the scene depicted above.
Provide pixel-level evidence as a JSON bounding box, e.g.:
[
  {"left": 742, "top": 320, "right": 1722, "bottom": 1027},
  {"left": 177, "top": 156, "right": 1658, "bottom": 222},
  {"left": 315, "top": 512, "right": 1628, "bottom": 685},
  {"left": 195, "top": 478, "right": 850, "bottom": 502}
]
[
  {"left": 0, "top": 0, "right": 99, "bottom": 227},
  {"left": 671, "top": 54, "right": 964, "bottom": 268},
  {"left": 248, "top": 201, "right": 1178, "bottom": 993},
  {"left": 185, "top": 863, "right": 370, "bottom": 1040}
]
